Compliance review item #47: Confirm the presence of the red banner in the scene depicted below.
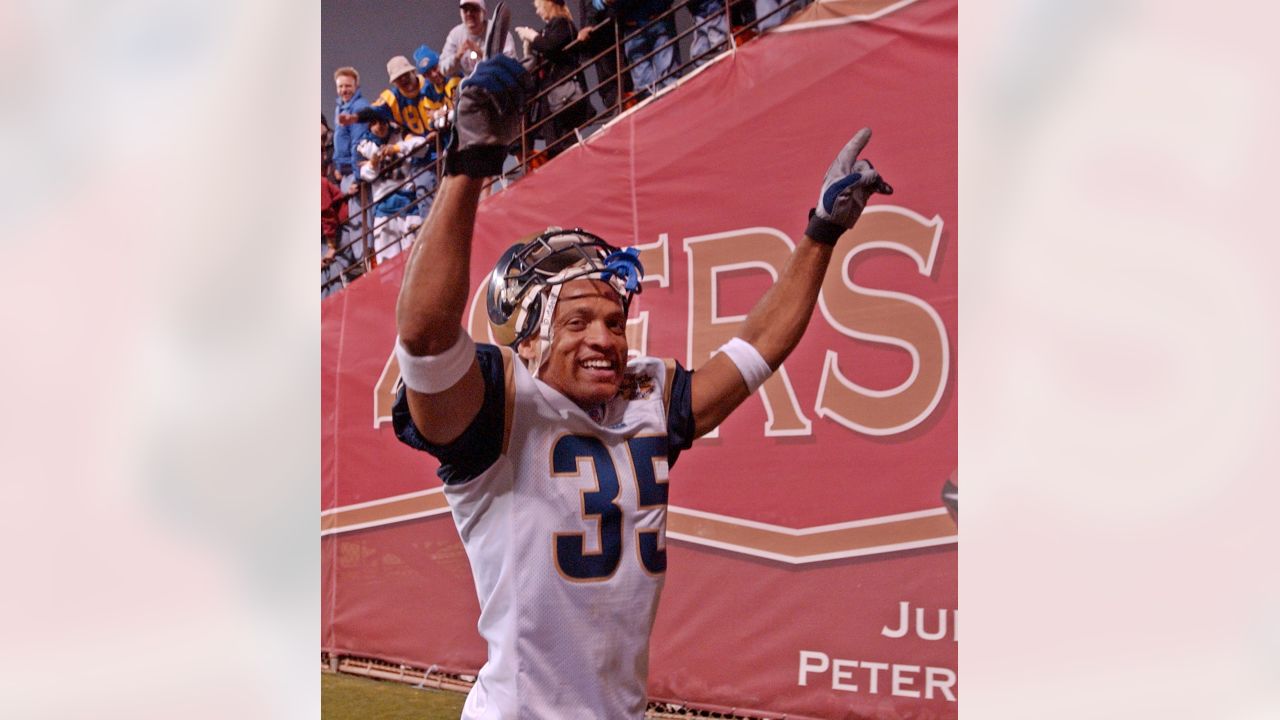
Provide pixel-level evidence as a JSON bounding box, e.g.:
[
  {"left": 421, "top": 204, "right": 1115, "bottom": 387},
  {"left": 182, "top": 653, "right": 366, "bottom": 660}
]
[{"left": 323, "top": 1, "right": 956, "bottom": 716}]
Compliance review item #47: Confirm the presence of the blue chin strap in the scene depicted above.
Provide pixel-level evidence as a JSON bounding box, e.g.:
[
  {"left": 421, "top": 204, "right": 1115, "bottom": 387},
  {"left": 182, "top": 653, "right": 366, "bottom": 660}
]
[{"left": 600, "top": 247, "right": 644, "bottom": 295}]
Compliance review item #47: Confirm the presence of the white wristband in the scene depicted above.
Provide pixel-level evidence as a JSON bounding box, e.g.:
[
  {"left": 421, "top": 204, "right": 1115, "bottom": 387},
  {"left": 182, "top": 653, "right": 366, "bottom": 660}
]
[
  {"left": 717, "top": 337, "right": 773, "bottom": 394},
  {"left": 396, "top": 330, "right": 476, "bottom": 394}
]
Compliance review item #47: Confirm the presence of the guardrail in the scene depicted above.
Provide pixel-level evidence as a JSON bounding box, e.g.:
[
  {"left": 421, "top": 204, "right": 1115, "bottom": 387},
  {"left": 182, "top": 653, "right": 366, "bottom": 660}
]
[{"left": 323, "top": 0, "right": 810, "bottom": 296}]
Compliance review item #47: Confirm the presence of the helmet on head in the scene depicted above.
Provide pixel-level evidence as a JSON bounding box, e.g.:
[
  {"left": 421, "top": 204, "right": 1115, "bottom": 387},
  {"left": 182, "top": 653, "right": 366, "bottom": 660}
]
[{"left": 485, "top": 228, "right": 644, "bottom": 374}]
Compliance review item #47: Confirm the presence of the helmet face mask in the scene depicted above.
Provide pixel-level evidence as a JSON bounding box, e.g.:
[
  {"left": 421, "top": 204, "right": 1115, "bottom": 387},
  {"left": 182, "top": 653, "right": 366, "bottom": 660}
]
[{"left": 485, "top": 228, "right": 645, "bottom": 374}]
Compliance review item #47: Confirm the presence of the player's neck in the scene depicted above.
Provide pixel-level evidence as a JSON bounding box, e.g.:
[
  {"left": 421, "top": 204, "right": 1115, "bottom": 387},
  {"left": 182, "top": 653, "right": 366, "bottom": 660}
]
[{"left": 586, "top": 403, "right": 606, "bottom": 423}]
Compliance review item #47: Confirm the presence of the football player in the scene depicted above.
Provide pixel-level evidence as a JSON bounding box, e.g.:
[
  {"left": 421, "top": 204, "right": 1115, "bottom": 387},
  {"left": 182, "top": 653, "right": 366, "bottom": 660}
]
[{"left": 392, "top": 53, "right": 892, "bottom": 719}]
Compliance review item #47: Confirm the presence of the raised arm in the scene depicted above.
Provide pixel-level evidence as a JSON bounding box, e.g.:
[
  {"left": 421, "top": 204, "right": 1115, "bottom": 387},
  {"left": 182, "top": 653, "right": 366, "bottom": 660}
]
[
  {"left": 395, "top": 55, "right": 530, "bottom": 445},
  {"left": 527, "top": 17, "right": 575, "bottom": 57},
  {"left": 689, "top": 128, "right": 893, "bottom": 437},
  {"left": 396, "top": 176, "right": 485, "bottom": 355}
]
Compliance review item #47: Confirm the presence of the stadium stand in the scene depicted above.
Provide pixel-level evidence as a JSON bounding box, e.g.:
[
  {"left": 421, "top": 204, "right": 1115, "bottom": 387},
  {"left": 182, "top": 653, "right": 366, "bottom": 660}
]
[{"left": 322, "top": 0, "right": 813, "bottom": 296}]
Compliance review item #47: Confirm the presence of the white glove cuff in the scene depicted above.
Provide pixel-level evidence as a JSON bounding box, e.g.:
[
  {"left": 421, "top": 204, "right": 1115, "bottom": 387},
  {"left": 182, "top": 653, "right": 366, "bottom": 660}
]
[
  {"left": 717, "top": 337, "right": 773, "bottom": 394},
  {"left": 396, "top": 330, "right": 476, "bottom": 394}
]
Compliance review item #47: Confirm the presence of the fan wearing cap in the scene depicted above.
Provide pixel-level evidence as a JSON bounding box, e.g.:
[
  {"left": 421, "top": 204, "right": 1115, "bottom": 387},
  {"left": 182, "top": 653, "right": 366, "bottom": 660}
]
[
  {"left": 391, "top": 51, "right": 893, "bottom": 720},
  {"left": 441, "top": 0, "right": 518, "bottom": 80},
  {"left": 412, "top": 43, "right": 461, "bottom": 115}
]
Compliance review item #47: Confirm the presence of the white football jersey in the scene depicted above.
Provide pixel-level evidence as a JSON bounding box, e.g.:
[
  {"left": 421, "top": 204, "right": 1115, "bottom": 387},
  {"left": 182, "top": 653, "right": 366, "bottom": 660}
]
[{"left": 394, "top": 344, "right": 696, "bottom": 719}]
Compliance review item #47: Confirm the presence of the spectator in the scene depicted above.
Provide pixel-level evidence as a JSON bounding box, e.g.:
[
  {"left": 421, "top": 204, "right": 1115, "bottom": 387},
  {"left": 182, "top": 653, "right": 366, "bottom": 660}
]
[
  {"left": 332, "top": 66, "right": 371, "bottom": 188},
  {"left": 614, "top": 0, "right": 680, "bottom": 97},
  {"left": 440, "top": 0, "right": 517, "bottom": 80},
  {"left": 356, "top": 116, "right": 427, "bottom": 264},
  {"left": 728, "top": 0, "right": 758, "bottom": 42},
  {"left": 321, "top": 114, "right": 334, "bottom": 180},
  {"left": 576, "top": 0, "right": 633, "bottom": 113},
  {"left": 321, "top": 175, "right": 353, "bottom": 298},
  {"left": 688, "top": 0, "right": 730, "bottom": 63},
  {"left": 413, "top": 44, "right": 461, "bottom": 137},
  {"left": 412, "top": 44, "right": 461, "bottom": 218},
  {"left": 341, "top": 56, "right": 436, "bottom": 140},
  {"left": 332, "top": 69, "right": 371, "bottom": 279},
  {"left": 323, "top": 118, "right": 364, "bottom": 296},
  {"left": 516, "top": 0, "right": 593, "bottom": 160},
  {"left": 341, "top": 56, "right": 447, "bottom": 218},
  {"left": 755, "top": 0, "right": 798, "bottom": 32}
]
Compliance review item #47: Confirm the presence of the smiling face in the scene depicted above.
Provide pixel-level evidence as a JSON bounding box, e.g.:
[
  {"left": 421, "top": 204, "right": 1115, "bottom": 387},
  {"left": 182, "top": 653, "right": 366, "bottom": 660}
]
[
  {"left": 335, "top": 74, "right": 356, "bottom": 102},
  {"left": 392, "top": 72, "right": 419, "bottom": 96},
  {"left": 520, "top": 279, "right": 629, "bottom": 408}
]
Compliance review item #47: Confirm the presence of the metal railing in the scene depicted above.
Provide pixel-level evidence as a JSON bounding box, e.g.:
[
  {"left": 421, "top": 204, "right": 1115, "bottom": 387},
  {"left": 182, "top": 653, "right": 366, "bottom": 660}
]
[
  {"left": 322, "top": 133, "right": 447, "bottom": 296},
  {"left": 323, "top": 0, "right": 812, "bottom": 295}
]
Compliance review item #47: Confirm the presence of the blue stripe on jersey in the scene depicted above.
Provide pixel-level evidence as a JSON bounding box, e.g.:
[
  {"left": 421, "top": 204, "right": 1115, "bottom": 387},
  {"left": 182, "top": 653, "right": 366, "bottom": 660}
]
[
  {"left": 391, "top": 343, "right": 505, "bottom": 484},
  {"left": 666, "top": 362, "right": 695, "bottom": 468}
]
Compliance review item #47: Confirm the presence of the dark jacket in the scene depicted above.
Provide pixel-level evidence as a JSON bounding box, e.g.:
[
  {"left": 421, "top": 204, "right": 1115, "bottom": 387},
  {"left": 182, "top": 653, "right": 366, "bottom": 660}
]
[
  {"left": 614, "top": 0, "right": 673, "bottom": 29},
  {"left": 529, "top": 16, "right": 583, "bottom": 90}
]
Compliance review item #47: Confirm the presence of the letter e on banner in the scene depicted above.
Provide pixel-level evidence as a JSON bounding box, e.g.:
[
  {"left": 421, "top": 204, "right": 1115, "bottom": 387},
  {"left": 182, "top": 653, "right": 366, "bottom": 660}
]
[
  {"left": 831, "top": 659, "right": 858, "bottom": 691},
  {"left": 815, "top": 208, "right": 949, "bottom": 436}
]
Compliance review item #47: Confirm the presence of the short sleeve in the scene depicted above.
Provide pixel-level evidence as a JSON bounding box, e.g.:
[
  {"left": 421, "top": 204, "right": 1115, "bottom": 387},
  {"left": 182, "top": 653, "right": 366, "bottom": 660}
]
[
  {"left": 392, "top": 343, "right": 507, "bottom": 485},
  {"left": 665, "top": 360, "right": 695, "bottom": 468}
]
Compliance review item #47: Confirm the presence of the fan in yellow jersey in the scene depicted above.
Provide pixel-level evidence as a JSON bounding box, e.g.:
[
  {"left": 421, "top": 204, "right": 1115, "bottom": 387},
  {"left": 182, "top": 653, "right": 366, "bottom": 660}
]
[
  {"left": 337, "top": 51, "right": 458, "bottom": 141},
  {"left": 339, "top": 49, "right": 460, "bottom": 224},
  {"left": 413, "top": 44, "right": 462, "bottom": 134}
]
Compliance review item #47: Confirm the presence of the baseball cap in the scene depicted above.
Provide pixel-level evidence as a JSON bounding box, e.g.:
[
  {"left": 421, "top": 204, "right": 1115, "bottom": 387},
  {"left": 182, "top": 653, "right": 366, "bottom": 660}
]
[
  {"left": 459, "top": 0, "right": 486, "bottom": 10},
  {"left": 413, "top": 44, "right": 440, "bottom": 73},
  {"left": 386, "top": 55, "right": 415, "bottom": 82}
]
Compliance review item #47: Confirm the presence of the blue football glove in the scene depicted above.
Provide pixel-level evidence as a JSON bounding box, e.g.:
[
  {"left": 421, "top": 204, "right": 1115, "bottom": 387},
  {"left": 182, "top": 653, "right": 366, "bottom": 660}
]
[
  {"left": 445, "top": 55, "right": 531, "bottom": 177},
  {"left": 806, "top": 127, "right": 893, "bottom": 245}
]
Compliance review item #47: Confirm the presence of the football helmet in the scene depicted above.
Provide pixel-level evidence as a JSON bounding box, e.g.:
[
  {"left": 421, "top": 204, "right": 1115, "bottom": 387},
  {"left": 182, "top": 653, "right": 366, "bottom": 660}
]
[{"left": 484, "top": 228, "right": 644, "bottom": 373}]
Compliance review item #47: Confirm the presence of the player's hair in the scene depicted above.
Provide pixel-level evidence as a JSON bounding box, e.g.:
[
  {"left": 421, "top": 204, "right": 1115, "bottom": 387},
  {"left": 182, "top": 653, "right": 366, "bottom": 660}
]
[{"left": 333, "top": 67, "right": 360, "bottom": 84}]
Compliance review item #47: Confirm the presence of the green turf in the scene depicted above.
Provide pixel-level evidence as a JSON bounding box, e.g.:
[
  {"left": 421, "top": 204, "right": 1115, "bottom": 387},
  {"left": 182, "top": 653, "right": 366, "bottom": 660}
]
[{"left": 322, "top": 671, "right": 468, "bottom": 720}]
